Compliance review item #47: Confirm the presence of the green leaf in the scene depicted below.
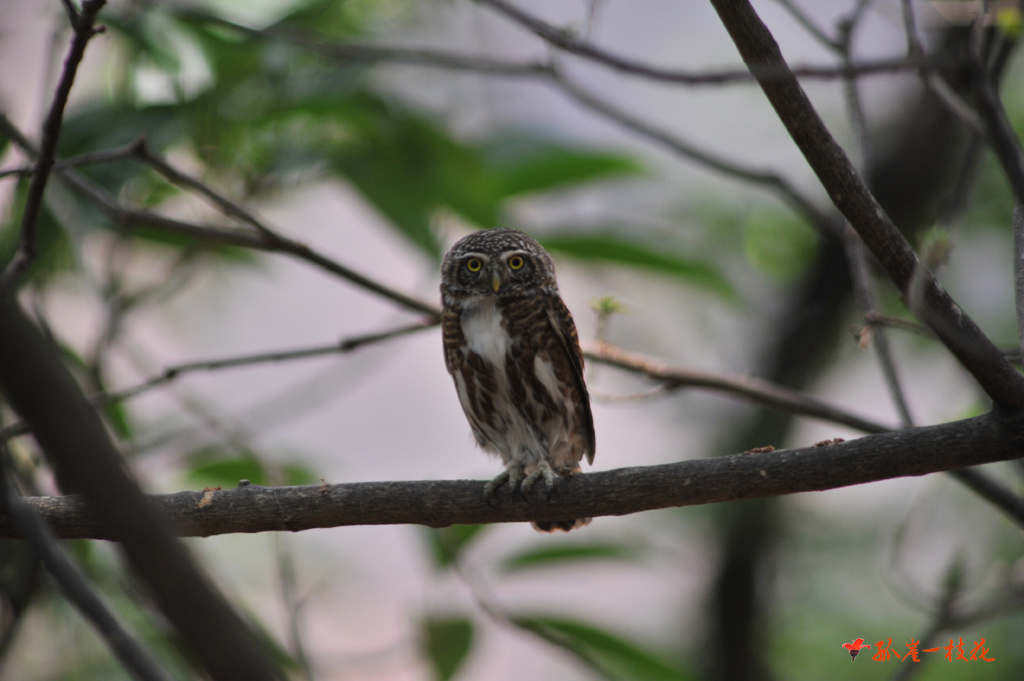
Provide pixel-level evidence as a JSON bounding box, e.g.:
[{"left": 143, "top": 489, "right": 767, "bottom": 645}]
[
  {"left": 540, "top": 232, "right": 735, "bottom": 299},
  {"left": 742, "top": 208, "right": 819, "bottom": 283},
  {"left": 0, "top": 178, "right": 74, "bottom": 284},
  {"left": 481, "top": 135, "right": 644, "bottom": 197},
  {"left": 331, "top": 109, "right": 503, "bottom": 258},
  {"left": 186, "top": 449, "right": 267, "bottom": 487},
  {"left": 102, "top": 401, "right": 134, "bottom": 440},
  {"left": 421, "top": 616, "right": 474, "bottom": 681},
  {"left": 281, "top": 463, "right": 319, "bottom": 486},
  {"left": 500, "top": 542, "right": 640, "bottom": 573},
  {"left": 424, "top": 525, "right": 488, "bottom": 569},
  {"left": 515, "top": 616, "right": 689, "bottom": 681},
  {"left": 273, "top": 0, "right": 366, "bottom": 38}
]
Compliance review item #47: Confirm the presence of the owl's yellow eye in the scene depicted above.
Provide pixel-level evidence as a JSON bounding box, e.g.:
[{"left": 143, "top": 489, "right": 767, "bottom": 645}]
[
  {"left": 508, "top": 256, "right": 524, "bottom": 270},
  {"left": 466, "top": 258, "right": 482, "bottom": 272}
]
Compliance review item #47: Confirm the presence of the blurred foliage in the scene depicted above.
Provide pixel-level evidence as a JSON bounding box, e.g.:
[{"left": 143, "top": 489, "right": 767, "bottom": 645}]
[
  {"left": 425, "top": 524, "right": 488, "bottom": 569},
  {"left": 421, "top": 615, "right": 474, "bottom": 681},
  {"left": 541, "top": 231, "right": 736, "bottom": 299},
  {"left": 499, "top": 540, "right": 641, "bottom": 573},
  {"left": 741, "top": 207, "right": 819, "bottom": 284},
  {"left": 514, "top": 615, "right": 692, "bottom": 681},
  {"left": 0, "top": 179, "right": 73, "bottom": 284},
  {"left": 186, "top": 447, "right": 319, "bottom": 488}
]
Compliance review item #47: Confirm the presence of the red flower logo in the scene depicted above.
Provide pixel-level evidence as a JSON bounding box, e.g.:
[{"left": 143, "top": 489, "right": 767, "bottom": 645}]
[{"left": 842, "top": 638, "right": 871, "bottom": 661}]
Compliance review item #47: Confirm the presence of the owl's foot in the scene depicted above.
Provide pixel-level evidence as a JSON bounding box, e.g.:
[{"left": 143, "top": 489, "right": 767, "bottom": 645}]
[
  {"left": 521, "top": 461, "right": 557, "bottom": 501},
  {"left": 484, "top": 464, "right": 524, "bottom": 502}
]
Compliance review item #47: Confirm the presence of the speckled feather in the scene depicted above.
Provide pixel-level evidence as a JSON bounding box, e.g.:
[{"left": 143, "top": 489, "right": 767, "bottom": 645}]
[{"left": 440, "top": 229, "right": 595, "bottom": 531}]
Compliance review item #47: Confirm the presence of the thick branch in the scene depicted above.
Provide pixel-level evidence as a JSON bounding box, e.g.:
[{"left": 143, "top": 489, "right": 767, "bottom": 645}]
[
  {"left": 708, "top": 0, "right": 1024, "bottom": 411},
  {"left": 0, "top": 459, "right": 174, "bottom": 681},
  {"left": 3, "top": 411, "right": 1023, "bottom": 539},
  {"left": 0, "top": 293, "right": 281, "bottom": 681}
]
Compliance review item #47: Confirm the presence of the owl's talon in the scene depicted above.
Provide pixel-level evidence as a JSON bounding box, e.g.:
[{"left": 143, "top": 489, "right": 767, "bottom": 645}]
[
  {"left": 484, "top": 465, "right": 524, "bottom": 501},
  {"left": 521, "top": 461, "right": 557, "bottom": 501}
]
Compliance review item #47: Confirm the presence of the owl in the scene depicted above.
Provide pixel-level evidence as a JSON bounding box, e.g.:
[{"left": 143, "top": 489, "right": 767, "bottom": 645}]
[{"left": 440, "top": 228, "right": 595, "bottom": 532}]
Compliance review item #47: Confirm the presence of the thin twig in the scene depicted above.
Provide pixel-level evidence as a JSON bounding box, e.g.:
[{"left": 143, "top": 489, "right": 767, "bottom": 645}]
[
  {"left": 900, "top": 0, "right": 985, "bottom": 134},
  {"left": 584, "top": 341, "right": 892, "bottom": 434},
  {"left": 0, "top": 321, "right": 437, "bottom": 445},
  {"left": 96, "top": 321, "right": 437, "bottom": 406},
  {"left": 0, "top": 0, "right": 107, "bottom": 295},
  {"left": 846, "top": 231, "right": 915, "bottom": 428},
  {"left": 890, "top": 557, "right": 962, "bottom": 681},
  {"left": 475, "top": 0, "right": 944, "bottom": 86},
  {"left": 836, "top": 0, "right": 874, "bottom": 170},
  {"left": 173, "top": 1, "right": 946, "bottom": 86},
  {"left": 452, "top": 561, "right": 620, "bottom": 681},
  {"left": 968, "top": 36, "right": 1024, "bottom": 209},
  {"left": 273, "top": 535, "right": 315, "bottom": 681},
  {"left": 862, "top": 311, "right": 933, "bottom": 337},
  {"left": 772, "top": 0, "right": 841, "bottom": 52},
  {"left": 836, "top": 1, "right": 915, "bottom": 427},
  {"left": 549, "top": 66, "right": 840, "bottom": 237},
  {"left": 0, "top": 115, "right": 440, "bottom": 318},
  {"left": 948, "top": 467, "right": 1024, "bottom": 527},
  {"left": 0, "top": 448, "right": 175, "bottom": 681}
]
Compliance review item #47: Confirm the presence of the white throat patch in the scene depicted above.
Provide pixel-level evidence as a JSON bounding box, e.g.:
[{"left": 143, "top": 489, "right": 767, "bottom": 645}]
[{"left": 461, "top": 296, "right": 510, "bottom": 367}]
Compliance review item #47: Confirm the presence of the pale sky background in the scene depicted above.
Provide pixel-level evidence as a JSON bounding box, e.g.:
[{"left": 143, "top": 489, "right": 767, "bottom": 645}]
[{"left": 1, "top": 1, "right": 1020, "bottom": 679}]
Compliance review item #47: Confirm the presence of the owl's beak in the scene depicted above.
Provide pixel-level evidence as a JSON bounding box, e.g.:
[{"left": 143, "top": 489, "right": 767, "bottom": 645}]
[{"left": 491, "top": 271, "right": 502, "bottom": 293}]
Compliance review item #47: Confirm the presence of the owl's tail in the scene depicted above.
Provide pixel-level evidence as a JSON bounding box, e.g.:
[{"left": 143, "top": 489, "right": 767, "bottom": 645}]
[{"left": 531, "top": 517, "right": 591, "bottom": 532}]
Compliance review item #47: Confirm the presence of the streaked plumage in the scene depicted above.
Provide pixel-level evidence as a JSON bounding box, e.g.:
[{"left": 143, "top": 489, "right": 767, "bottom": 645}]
[{"left": 440, "top": 228, "right": 595, "bottom": 532}]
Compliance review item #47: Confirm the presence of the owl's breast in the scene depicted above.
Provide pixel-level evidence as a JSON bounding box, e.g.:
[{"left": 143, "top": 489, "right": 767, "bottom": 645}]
[{"left": 459, "top": 296, "right": 511, "bottom": 367}]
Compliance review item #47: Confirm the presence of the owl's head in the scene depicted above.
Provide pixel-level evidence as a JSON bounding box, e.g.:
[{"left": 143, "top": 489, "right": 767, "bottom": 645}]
[{"left": 441, "top": 228, "right": 556, "bottom": 297}]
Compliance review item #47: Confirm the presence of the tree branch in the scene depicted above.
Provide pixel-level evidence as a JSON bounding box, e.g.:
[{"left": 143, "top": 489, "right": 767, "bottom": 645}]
[
  {"left": 583, "top": 341, "right": 892, "bottom": 434},
  {"left": 969, "top": 37, "right": 1024, "bottom": 209},
  {"left": 0, "top": 0, "right": 106, "bottom": 295},
  {"left": 475, "top": 0, "right": 949, "bottom": 86},
  {"left": 3, "top": 411, "right": 1023, "bottom": 539},
  {"left": 174, "top": 2, "right": 945, "bottom": 86},
  {"left": 0, "top": 293, "right": 282, "bottom": 681},
  {"left": 0, "top": 454, "right": 174, "bottom": 681},
  {"left": 708, "top": 0, "right": 1024, "bottom": 412},
  {"left": 0, "top": 114, "right": 439, "bottom": 318},
  {"left": 96, "top": 320, "right": 437, "bottom": 406},
  {"left": 549, "top": 67, "right": 841, "bottom": 236}
]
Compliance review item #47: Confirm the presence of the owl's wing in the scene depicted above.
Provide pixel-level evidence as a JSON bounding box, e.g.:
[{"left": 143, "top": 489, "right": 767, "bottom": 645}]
[
  {"left": 546, "top": 297, "right": 596, "bottom": 464},
  {"left": 441, "top": 304, "right": 463, "bottom": 375}
]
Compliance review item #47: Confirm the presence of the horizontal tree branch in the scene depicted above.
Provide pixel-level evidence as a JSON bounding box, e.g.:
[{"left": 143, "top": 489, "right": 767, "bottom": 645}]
[
  {"left": 173, "top": 3, "right": 948, "bottom": 86},
  {"left": 3, "top": 411, "right": 1023, "bottom": 539},
  {"left": 474, "top": 0, "right": 952, "bottom": 86},
  {"left": 96, "top": 320, "right": 437, "bottom": 405},
  {"left": 583, "top": 341, "right": 892, "bottom": 434}
]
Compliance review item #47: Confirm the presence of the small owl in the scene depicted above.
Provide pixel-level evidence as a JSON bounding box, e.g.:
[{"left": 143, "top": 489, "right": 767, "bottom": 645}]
[{"left": 440, "top": 228, "right": 595, "bottom": 532}]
